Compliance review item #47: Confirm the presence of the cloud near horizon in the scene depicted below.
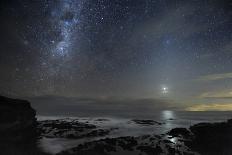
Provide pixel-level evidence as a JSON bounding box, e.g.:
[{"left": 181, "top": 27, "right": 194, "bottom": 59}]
[
  {"left": 199, "top": 91, "right": 232, "bottom": 99},
  {"left": 186, "top": 103, "right": 232, "bottom": 111},
  {"left": 196, "top": 72, "right": 232, "bottom": 81}
]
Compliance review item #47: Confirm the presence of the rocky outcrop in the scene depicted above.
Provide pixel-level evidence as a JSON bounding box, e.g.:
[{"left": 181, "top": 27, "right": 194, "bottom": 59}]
[
  {"left": 0, "top": 96, "right": 37, "bottom": 142},
  {"left": 57, "top": 133, "right": 196, "bottom": 155},
  {"left": 0, "top": 96, "right": 50, "bottom": 155},
  {"left": 187, "top": 119, "right": 232, "bottom": 155},
  {"left": 166, "top": 119, "right": 232, "bottom": 155},
  {"left": 131, "top": 119, "right": 164, "bottom": 125},
  {"left": 38, "top": 119, "right": 116, "bottom": 139},
  {"left": 167, "top": 128, "right": 192, "bottom": 138}
]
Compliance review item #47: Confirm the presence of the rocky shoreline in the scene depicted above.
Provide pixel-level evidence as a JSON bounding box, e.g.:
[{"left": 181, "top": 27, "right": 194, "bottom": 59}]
[
  {"left": 0, "top": 96, "right": 48, "bottom": 155},
  {"left": 1, "top": 96, "right": 232, "bottom": 155},
  {"left": 38, "top": 119, "right": 116, "bottom": 139}
]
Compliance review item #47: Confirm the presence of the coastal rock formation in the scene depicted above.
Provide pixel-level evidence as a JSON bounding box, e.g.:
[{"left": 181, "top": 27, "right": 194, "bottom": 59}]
[
  {"left": 0, "top": 96, "right": 49, "bottom": 155},
  {"left": 57, "top": 134, "right": 196, "bottom": 155},
  {"left": 0, "top": 96, "right": 37, "bottom": 142},
  {"left": 38, "top": 119, "right": 116, "bottom": 139},
  {"left": 187, "top": 119, "right": 232, "bottom": 155},
  {"left": 57, "top": 119, "right": 232, "bottom": 155},
  {"left": 131, "top": 119, "right": 164, "bottom": 126},
  {"left": 166, "top": 119, "right": 232, "bottom": 155},
  {"left": 1, "top": 95, "right": 231, "bottom": 155},
  {"left": 167, "top": 128, "right": 192, "bottom": 139}
]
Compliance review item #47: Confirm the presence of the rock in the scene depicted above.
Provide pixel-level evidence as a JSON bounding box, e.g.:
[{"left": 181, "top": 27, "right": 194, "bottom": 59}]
[
  {"left": 57, "top": 133, "right": 196, "bottom": 155},
  {"left": 0, "top": 96, "right": 49, "bottom": 155},
  {"left": 131, "top": 119, "right": 164, "bottom": 125},
  {"left": 0, "top": 96, "right": 37, "bottom": 142},
  {"left": 187, "top": 120, "right": 232, "bottom": 154},
  {"left": 94, "top": 118, "right": 109, "bottom": 122},
  {"left": 167, "top": 128, "right": 192, "bottom": 139},
  {"left": 137, "top": 145, "right": 163, "bottom": 155},
  {"left": 163, "top": 139, "right": 174, "bottom": 144},
  {"left": 37, "top": 119, "right": 115, "bottom": 139},
  {"left": 165, "top": 120, "right": 232, "bottom": 154},
  {"left": 227, "top": 119, "right": 232, "bottom": 125}
]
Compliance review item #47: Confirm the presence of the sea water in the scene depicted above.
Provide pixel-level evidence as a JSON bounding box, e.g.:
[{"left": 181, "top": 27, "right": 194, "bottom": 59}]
[{"left": 37, "top": 111, "right": 232, "bottom": 154}]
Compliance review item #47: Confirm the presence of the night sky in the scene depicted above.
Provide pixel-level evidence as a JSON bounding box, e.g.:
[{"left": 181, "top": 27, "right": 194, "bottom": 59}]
[{"left": 1, "top": 0, "right": 232, "bottom": 111}]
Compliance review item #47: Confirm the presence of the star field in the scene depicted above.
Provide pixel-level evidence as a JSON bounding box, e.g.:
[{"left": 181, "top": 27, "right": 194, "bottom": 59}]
[{"left": 0, "top": 0, "right": 232, "bottom": 110}]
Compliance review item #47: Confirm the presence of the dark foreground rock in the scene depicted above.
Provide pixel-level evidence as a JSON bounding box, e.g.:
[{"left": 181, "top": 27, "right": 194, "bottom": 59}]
[
  {"left": 187, "top": 119, "right": 232, "bottom": 155},
  {"left": 166, "top": 119, "right": 232, "bottom": 155},
  {"left": 167, "top": 128, "right": 192, "bottom": 139},
  {"left": 0, "top": 96, "right": 37, "bottom": 142},
  {"left": 0, "top": 96, "right": 50, "bottom": 155}
]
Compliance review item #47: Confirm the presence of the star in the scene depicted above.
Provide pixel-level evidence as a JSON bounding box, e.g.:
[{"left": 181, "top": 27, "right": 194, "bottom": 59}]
[
  {"left": 162, "top": 86, "right": 168, "bottom": 94},
  {"left": 1, "top": 0, "right": 232, "bottom": 111}
]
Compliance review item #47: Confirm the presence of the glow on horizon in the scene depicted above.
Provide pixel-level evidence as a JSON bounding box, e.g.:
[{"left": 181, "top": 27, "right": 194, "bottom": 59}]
[{"left": 186, "top": 103, "right": 232, "bottom": 111}]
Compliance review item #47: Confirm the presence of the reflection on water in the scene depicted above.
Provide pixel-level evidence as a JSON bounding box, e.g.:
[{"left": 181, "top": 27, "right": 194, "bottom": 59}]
[
  {"left": 37, "top": 111, "right": 232, "bottom": 154},
  {"left": 170, "top": 137, "right": 178, "bottom": 144},
  {"left": 161, "top": 110, "right": 177, "bottom": 130},
  {"left": 162, "top": 110, "right": 175, "bottom": 120}
]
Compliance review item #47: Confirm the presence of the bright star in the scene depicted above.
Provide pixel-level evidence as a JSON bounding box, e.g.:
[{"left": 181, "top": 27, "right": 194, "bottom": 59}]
[{"left": 162, "top": 86, "right": 168, "bottom": 94}]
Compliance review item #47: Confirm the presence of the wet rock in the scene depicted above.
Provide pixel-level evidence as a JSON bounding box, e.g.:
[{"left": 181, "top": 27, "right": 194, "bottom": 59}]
[
  {"left": 38, "top": 119, "right": 114, "bottom": 139},
  {"left": 166, "top": 145, "right": 176, "bottom": 154},
  {"left": 84, "top": 129, "right": 111, "bottom": 137},
  {"left": 117, "top": 136, "right": 138, "bottom": 151},
  {"left": 163, "top": 139, "right": 174, "bottom": 144},
  {"left": 57, "top": 136, "right": 145, "bottom": 155},
  {"left": 187, "top": 119, "right": 232, "bottom": 154},
  {"left": 57, "top": 133, "right": 197, "bottom": 155},
  {"left": 167, "top": 128, "right": 192, "bottom": 139},
  {"left": 131, "top": 119, "right": 164, "bottom": 125},
  {"left": 138, "top": 145, "right": 163, "bottom": 155},
  {"left": 94, "top": 118, "right": 109, "bottom": 122}
]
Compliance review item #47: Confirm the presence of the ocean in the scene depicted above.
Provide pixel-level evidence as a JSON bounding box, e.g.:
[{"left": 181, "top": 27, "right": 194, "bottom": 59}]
[{"left": 36, "top": 111, "right": 232, "bottom": 154}]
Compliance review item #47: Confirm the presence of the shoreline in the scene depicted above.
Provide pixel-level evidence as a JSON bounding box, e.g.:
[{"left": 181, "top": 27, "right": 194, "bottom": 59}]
[
  {"left": 37, "top": 117, "right": 232, "bottom": 155},
  {"left": 1, "top": 96, "right": 232, "bottom": 155}
]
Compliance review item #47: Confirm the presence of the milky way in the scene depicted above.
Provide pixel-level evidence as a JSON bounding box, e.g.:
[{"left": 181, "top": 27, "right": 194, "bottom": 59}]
[
  {"left": 51, "top": 1, "right": 81, "bottom": 57},
  {"left": 0, "top": 0, "right": 232, "bottom": 110}
]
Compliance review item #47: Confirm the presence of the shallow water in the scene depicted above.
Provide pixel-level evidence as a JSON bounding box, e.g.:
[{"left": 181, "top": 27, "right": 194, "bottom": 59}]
[{"left": 37, "top": 111, "right": 232, "bottom": 154}]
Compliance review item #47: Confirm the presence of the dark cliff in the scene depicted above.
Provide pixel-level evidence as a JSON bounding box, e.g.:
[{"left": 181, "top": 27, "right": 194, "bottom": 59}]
[
  {"left": 0, "top": 96, "right": 37, "bottom": 142},
  {"left": 0, "top": 96, "right": 51, "bottom": 155}
]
